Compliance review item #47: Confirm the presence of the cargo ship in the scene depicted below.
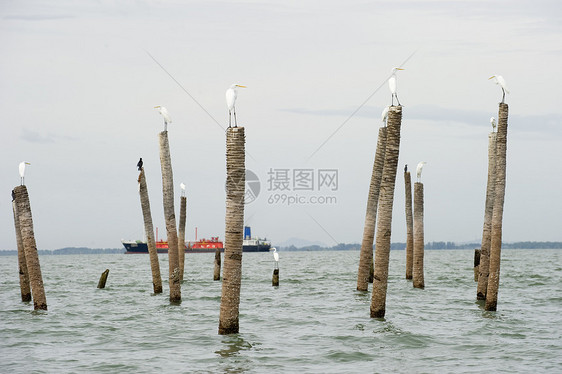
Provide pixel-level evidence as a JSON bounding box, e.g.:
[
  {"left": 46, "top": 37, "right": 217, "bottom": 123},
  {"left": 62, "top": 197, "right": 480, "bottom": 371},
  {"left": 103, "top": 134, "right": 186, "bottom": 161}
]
[{"left": 122, "top": 226, "right": 271, "bottom": 254}]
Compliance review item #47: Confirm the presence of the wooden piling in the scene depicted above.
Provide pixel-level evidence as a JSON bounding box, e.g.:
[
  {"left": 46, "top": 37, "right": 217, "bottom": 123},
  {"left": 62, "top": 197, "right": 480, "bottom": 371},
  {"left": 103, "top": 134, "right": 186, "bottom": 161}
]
[
  {"left": 485, "top": 103, "right": 508, "bottom": 311},
  {"left": 178, "top": 196, "right": 187, "bottom": 281},
  {"left": 12, "top": 200, "right": 31, "bottom": 302},
  {"left": 477, "top": 132, "right": 497, "bottom": 299},
  {"left": 474, "top": 249, "right": 481, "bottom": 282},
  {"left": 370, "top": 106, "right": 402, "bottom": 318},
  {"left": 219, "top": 127, "right": 245, "bottom": 335},
  {"left": 159, "top": 131, "right": 181, "bottom": 302},
  {"left": 412, "top": 182, "right": 425, "bottom": 289},
  {"left": 357, "top": 127, "right": 387, "bottom": 291},
  {"left": 97, "top": 269, "right": 109, "bottom": 289},
  {"left": 404, "top": 170, "right": 414, "bottom": 280},
  {"left": 214, "top": 248, "right": 221, "bottom": 281},
  {"left": 12, "top": 186, "right": 47, "bottom": 310},
  {"left": 272, "top": 269, "right": 279, "bottom": 287},
  {"left": 138, "top": 169, "right": 163, "bottom": 294}
]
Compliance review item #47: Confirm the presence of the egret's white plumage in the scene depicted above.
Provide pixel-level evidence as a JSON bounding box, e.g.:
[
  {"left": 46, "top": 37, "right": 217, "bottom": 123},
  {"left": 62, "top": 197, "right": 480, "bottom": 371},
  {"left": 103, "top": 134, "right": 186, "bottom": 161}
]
[
  {"left": 416, "top": 161, "right": 427, "bottom": 182},
  {"left": 389, "top": 67, "right": 404, "bottom": 106},
  {"left": 154, "top": 106, "right": 172, "bottom": 131},
  {"left": 180, "top": 182, "right": 186, "bottom": 197},
  {"left": 272, "top": 247, "right": 279, "bottom": 268},
  {"left": 488, "top": 75, "right": 509, "bottom": 103},
  {"left": 19, "top": 162, "right": 30, "bottom": 185},
  {"left": 381, "top": 106, "right": 389, "bottom": 125},
  {"left": 490, "top": 116, "right": 497, "bottom": 131},
  {"left": 226, "top": 84, "right": 246, "bottom": 127}
]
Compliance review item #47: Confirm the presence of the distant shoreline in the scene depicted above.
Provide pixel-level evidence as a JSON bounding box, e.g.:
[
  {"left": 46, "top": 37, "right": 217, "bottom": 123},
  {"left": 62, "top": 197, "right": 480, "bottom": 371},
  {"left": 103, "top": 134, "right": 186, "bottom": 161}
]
[{"left": 1, "top": 241, "right": 561, "bottom": 256}]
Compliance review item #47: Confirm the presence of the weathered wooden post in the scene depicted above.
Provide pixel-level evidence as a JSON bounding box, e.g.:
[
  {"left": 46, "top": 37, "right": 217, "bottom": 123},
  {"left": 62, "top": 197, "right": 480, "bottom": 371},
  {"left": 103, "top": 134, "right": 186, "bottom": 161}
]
[
  {"left": 370, "top": 106, "right": 402, "bottom": 318},
  {"left": 477, "top": 131, "right": 497, "bottom": 298},
  {"left": 272, "top": 269, "right": 279, "bottom": 287},
  {"left": 12, "top": 186, "right": 47, "bottom": 310},
  {"left": 404, "top": 167, "right": 414, "bottom": 280},
  {"left": 485, "top": 103, "right": 508, "bottom": 311},
  {"left": 178, "top": 194, "right": 187, "bottom": 281},
  {"left": 272, "top": 248, "right": 279, "bottom": 286},
  {"left": 218, "top": 127, "right": 246, "bottom": 334},
  {"left": 138, "top": 169, "right": 163, "bottom": 294},
  {"left": 12, "top": 200, "right": 31, "bottom": 302},
  {"left": 213, "top": 248, "right": 221, "bottom": 281},
  {"left": 412, "top": 181, "right": 425, "bottom": 289},
  {"left": 159, "top": 131, "right": 181, "bottom": 302},
  {"left": 474, "top": 249, "right": 481, "bottom": 282},
  {"left": 357, "top": 127, "right": 387, "bottom": 291},
  {"left": 97, "top": 269, "right": 110, "bottom": 289}
]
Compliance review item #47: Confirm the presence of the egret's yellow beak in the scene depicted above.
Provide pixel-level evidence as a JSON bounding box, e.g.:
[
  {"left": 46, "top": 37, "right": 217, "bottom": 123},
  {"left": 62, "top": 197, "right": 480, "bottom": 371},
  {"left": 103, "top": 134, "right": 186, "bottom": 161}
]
[
  {"left": 237, "top": 85, "right": 247, "bottom": 88},
  {"left": 488, "top": 76, "right": 495, "bottom": 80},
  {"left": 25, "top": 162, "right": 31, "bottom": 165},
  {"left": 397, "top": 68, "right": 405, "bottom": 70},
  {"left": 154, "top": 106, "right": 160, "bottom": 108}
]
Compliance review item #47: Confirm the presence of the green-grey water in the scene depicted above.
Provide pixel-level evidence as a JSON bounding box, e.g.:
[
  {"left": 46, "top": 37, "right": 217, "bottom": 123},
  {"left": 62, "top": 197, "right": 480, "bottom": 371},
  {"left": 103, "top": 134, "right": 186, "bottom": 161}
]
[{"left": 1, "top": 249, "right": 561, "bottom": 373}]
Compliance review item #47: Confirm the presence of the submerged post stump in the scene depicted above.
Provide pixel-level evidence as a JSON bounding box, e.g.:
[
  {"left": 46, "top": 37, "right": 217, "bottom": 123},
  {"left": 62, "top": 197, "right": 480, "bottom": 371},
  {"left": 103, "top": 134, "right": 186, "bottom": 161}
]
[
  {"left": 370, "top": 106, "right": 402, "bottom": 318},
  {"left": 404, "top": 169, "right": 414, "bottom": 280},
  {"left": 474, "top": 249, "right": 481, "bottom": 282},
  {"left": 485, "top": 103, "right": 508, "bottom": 311},
  {"left": 214, "top": 248, "right": 221, "bottom": 281},
  {"left": 477, "top": 131, "right": 497, "bottom": 299},
  {"left": 12, "top": 200, "right": 31, "bottom": 302},
  {"left": 97, "top": 269, "right": 110, "bottom": 289},
  {"left": 138, "top": 169, "right": 163, "bottom": 294},
  {"left": 178, "top": 196, "right": 187, "bottom": 281},
  {"left": 13, "top": 186, "right": 47, "bottom": 310},
  {"left": 219, "top": 127, "right": 246, "bottom": 335},
  {"left": 272, "top": 268, "right": 279, "bottom": 287},
  {"left": 412, "top": 182, "right": 425, "bottom": 289},
  {"left": 357, "top": 127, "right": 387, "bottom": 291},
  {"left": 159, "top": 131, "right": 181, "bottom": 302}
]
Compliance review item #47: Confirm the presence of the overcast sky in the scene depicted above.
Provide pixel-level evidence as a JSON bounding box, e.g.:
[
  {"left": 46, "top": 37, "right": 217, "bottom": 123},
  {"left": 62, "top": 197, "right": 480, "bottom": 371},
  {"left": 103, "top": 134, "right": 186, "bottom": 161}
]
[{"left": 1, "top": 0, "right": 561, "bottom": 250}]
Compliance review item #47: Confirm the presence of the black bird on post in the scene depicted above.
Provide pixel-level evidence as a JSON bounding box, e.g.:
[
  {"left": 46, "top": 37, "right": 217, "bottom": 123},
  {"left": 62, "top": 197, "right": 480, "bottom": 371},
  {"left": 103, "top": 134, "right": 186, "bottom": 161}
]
[
  {"left": 137, "top": 158, "right": 143, "bottom": 171},
  {"left": 404, "top": 164, "right": 408, "bottom": 173}
]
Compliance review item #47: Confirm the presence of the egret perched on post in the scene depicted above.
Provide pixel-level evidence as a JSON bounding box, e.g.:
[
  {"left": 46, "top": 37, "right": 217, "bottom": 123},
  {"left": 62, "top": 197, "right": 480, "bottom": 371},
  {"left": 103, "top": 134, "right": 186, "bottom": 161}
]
[
  {"left": 137, "top": 157, "right": 143, "bottom": 171},
  {"left": 226, "top": 84, "right": 246, "bottom": 128},
  {"left": 381, "top": 106, "right": 389, "bottom": 125},
  {"left": 490, "top": 117, "right": 497, "bottom": 132},
  {"left": 416, "top": 161, "right": 427, "bottom": 182},
  {"left": 272, "top": 247, "right": 279, "bottom": 268},
  {"left": 154, "top": 106, "right": 172, "bottom": 131},
  {"left": 488, "top": 75, "right": 509, "bottom": 103},
  {"left": 180, "top": 182, "right": 186, "bottom": 197},
  {"left": 389, "top": 67, "right": 404, "bottom": 106},
  {"left": 19, "top": 162, "right": 30, "bottom": 185}
]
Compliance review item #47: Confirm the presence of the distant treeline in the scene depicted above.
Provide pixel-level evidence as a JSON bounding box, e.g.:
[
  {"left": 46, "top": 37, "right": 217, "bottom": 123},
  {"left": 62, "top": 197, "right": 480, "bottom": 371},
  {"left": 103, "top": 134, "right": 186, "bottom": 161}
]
[
  {"left": 280, "top": 241, "right": 562, "bottom": 251},
  {"left": 1, "top": 242, "right": 561, "bottom": 256},
  {"left": 0, "top": 247, "right": 123, "bottom": 256}
]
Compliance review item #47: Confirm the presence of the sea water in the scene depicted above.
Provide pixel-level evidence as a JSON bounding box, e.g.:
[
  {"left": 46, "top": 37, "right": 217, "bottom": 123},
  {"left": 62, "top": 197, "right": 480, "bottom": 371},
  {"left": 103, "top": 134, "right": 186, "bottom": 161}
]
[{"left": 1, "top": 249, "right": 561, "bottom": 373}]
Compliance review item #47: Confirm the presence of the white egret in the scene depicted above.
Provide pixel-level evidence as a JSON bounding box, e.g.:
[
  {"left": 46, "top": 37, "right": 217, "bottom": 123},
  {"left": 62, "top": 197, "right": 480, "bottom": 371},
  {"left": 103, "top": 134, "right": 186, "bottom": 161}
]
[
  {"left": 19, "top": 161, "right": 30, "bottom": 185},
  {"left": 154, "top": 106, "right": 172, "bottom": 131},
  {"left": 490, "top": 117, "right": 496, "bottom": 132},
  {"left": 381, "top": 106, "right": 389, "bottom": 125},
  {"left": 388, "top": 67, "right": 404, "bottom": 106},
  {"left": 226, "top": 84, "right": 246, "bottom": 128},
  {"left": 488, "top": 75, "right": 509, "bottom": 103},
  {"left": 137, "top": 157, "right": 143, "bottom": 171},
  {"left": 416, "top": 161, "right": 427, "bottom": 182},
  {"left": 180, "top": 182, "right": 186, "bottom": 197},
  {"left": 272, "top": 247, "right": 279, "bottom": 268}
]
